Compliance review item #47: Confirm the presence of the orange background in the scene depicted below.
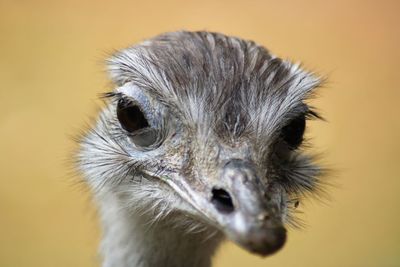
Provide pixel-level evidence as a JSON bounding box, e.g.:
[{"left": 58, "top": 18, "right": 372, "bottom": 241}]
[{"left": 1, "top": 0, "right": 399, "bottom": 266}]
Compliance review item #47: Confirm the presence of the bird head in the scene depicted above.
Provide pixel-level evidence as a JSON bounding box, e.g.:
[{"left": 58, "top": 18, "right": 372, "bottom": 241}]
[{"left": 78, "top": 31, "right": 324, "bottom": 257}]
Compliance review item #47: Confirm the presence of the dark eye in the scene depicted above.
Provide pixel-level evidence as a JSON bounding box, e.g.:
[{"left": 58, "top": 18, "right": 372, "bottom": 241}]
[
  {"left": 117, "top": 98, "right": 149, "bottom": 132},
  {"left": 116, "top": 98, "right": 157, "bottom": 147},
  {"left": 281, "top": 114, "right": 306, "bottom": 149}
]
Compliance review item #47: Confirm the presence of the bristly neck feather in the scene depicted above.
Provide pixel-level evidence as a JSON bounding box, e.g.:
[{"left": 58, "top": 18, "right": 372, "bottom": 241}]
[{"left": 96, "top": 191, "right": 223, "bottom": 267}]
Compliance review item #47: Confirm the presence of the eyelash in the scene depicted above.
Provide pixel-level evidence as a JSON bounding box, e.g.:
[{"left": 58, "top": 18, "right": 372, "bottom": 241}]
[{"left": 102, "top": 91, "right": 131, "bottom": 106}]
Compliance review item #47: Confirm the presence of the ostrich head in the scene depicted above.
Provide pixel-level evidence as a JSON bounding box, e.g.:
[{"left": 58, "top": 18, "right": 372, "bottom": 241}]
[{"left": 78, "top": 31, "right": 323, "bottom": 258}]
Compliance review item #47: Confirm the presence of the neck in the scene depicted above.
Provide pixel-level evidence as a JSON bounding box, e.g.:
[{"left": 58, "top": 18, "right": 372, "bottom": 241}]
[{"left": 96, "top": 191, "right": 223, "bottom": 267}]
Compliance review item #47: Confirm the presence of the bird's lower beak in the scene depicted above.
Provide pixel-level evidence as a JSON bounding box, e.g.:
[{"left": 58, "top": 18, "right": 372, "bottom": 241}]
[{"left": 166, "top": 158, "right": 287, "bottom": 256}]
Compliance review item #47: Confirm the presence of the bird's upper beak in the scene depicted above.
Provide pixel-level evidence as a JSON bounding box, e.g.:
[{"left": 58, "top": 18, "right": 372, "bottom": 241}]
[{"left": 164, "top": 158, "right": 287, "bottom": 256}]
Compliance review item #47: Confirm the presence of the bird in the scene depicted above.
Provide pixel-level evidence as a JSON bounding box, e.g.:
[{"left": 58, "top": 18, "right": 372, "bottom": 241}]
[{"left": 77, "top": 31, "right": 324, "bottom": 267}]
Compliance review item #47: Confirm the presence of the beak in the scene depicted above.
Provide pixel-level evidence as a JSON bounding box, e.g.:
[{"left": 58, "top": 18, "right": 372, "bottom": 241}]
[{"left": 165, "top": 158, "right": 287, "bottom": 256}]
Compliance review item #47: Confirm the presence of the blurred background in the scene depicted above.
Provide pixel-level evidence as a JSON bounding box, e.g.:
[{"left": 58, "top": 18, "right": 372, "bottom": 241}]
[{"left": 1, "top": 0, "right": 399, "bottom": 266}]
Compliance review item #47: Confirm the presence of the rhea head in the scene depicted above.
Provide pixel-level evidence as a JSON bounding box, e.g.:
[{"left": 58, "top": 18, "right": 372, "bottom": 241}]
[{"left": 79, "top": 31, "right": 323, "bottom": 257}]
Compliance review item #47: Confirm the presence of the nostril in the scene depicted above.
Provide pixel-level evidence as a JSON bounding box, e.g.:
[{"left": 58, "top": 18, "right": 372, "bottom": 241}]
[{"left": 211, "top": 188, "right": 234, "bottom": 214}]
